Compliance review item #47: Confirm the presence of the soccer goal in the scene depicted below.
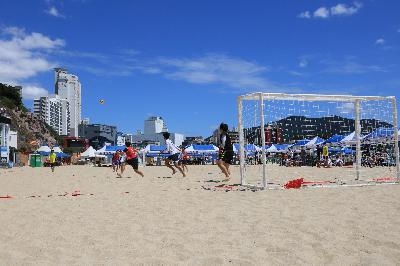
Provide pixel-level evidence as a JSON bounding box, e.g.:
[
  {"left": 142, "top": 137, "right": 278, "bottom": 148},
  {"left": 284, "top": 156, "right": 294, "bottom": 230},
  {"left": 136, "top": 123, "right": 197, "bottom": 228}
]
[{"left": 237, "top": 92, "right": 400, "bottom": 189}]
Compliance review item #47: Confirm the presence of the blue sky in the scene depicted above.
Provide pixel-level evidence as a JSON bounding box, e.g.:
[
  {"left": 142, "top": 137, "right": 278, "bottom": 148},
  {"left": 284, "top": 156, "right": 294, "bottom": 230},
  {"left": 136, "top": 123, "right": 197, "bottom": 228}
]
[{"left": 0, "top": 0, "right": 399, "bottom": 137}]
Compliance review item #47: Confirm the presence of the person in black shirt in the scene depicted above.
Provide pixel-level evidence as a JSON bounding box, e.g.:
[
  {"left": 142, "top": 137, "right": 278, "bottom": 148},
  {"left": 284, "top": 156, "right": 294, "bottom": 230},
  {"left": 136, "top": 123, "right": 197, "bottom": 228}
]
[{"left": 217, "top": 123, "right": 233, "bottom": 182}]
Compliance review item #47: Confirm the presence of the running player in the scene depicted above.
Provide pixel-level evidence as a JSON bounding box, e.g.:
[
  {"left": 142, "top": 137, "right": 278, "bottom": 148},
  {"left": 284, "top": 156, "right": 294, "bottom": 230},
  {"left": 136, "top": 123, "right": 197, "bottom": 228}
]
[
  {"left": 112, "top": 150, "right": 120, "bottom": 172},
  {"left": 118, "top": 142, "right": 144, "bottom": 177},
  {"left": 179, "top": 147, "right": 189, "bottom": 173},
  {"left": 49, "top": 149, "right": 57, "bottom": 173},
  {"left": 217, "top": 123, "right": 233, "bottom": 181},
  {"left": 119, "top": 149, "right": 126, "bottom": 169},
  {"left": 163, "top": 132, "right": 186, "bottom": 177}
]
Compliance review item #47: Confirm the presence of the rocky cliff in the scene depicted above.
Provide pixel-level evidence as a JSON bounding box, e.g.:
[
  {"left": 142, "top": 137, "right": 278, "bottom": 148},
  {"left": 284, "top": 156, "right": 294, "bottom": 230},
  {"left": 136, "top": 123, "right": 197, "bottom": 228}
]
[
  {"left": 0, "top": 83, "right": 60, "bottom": 151},
  {"left": 6, "top": 108, "right": 59, "bottom": 151}
]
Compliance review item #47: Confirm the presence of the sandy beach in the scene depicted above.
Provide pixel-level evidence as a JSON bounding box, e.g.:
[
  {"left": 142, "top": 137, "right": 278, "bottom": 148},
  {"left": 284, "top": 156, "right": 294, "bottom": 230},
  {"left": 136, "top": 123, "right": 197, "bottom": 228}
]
[{"left": 1, "top": 164, "right": 400, "bottom": 265}]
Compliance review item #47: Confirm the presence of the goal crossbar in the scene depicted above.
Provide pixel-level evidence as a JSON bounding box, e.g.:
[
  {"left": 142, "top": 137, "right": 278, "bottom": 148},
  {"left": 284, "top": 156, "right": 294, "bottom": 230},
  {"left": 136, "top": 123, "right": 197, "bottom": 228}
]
[{"left": 240, "top": 92, "right": 395, "bottom": 102}]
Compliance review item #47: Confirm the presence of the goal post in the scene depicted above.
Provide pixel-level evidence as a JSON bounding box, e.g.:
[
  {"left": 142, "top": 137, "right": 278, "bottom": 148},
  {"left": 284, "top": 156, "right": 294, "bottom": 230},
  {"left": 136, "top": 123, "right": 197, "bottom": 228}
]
[
  {"left": 392, "top": 97, "right": 400, "bottom": 178},
  {"left": 237, "top": 92, "right": 400, "bottom": 189}
]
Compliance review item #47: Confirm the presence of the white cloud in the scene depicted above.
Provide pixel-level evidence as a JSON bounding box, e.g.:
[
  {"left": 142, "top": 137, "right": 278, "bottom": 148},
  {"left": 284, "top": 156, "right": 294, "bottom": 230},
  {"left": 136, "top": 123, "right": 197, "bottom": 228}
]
[
  {"left": 138, "top": 66, "right": 161, "bottom": 74},
  {"left": 0, "top": 26, "right": 64, "bottom": 98},
  {"left": 299, "top": 2, "right": 362, "bottom": 19},
  {"left": 45, "top": 6, "right": 65, "bottom": 18},
  {"left": 331, "top": 2, "right": 362, "bottom": 16},
  {"left": 313, "top": 7, "right": 330, "bottom": 18},
  {"left": 322, "top": 60, "right": 386, "bottom": 75},
  {"left": 375, "top": 38, "right": 385, "bottom": 45},
  {"left": 157, "top": 54, "right": 271, "bottom": 89},
  {"left": 22, "top": 85, "right": 49, "bottom": 100},
  {"left": 298, "top": 11, "right": 311, "bottom": 19},
  {"left": 288, "top": 71, "right": 305, "bottom": 77},
  {"left": 2, "top": 26, "right": 25, "bottom": 37},
  {"left": 299, "top": 59, "right": 308, "bottom": 68}
]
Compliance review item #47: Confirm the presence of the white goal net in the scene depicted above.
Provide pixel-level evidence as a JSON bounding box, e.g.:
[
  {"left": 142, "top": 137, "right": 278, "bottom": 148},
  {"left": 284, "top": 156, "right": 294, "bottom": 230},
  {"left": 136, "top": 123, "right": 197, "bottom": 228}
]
[{"left": 237, "top": 92, "right": 400, "bottom": 189}]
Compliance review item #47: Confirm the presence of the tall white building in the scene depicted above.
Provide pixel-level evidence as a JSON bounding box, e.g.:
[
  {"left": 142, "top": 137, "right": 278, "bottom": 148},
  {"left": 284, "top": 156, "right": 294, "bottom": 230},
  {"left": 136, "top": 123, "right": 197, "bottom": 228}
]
[
  {"left": 0, "top": 115, "right": 11, "bottom": 163},
  {"left": 33, "top": 95, "right": 71, "bottom": 136},
  {"left": 116, "top": 132, "right": 126, "bottom": 146},
  {"left": 132, "top": 116, "right": 184, "bottom": 146},
  {"left": 55, "top": 68, "right": 81, "bottom": 137},
  {"left": 144, "top": 116, "right": 167, "bottom": 135}
]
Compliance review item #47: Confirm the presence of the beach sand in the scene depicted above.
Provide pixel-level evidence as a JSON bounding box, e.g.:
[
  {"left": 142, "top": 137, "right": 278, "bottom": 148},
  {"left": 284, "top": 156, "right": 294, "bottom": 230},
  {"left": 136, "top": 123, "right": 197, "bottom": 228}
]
[{"left": 1, "top": 164, "right": 400, "bottom": 265}]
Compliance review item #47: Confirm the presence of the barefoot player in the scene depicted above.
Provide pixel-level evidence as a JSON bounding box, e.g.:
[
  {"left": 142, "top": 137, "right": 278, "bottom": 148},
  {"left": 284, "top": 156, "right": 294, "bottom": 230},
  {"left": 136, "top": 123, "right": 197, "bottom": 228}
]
[
  {"left": 217, "top": 123, "right": 233, "bottom": 182},
  {"left": 179, "top": 147, "right": 189, "bottom": 174},
  {"left": 118, "top": 142, "right": 144, "bottom": 177},
  {"left": 163, "top": 132, "right": 186, "bottom": 177},
  {"left": 49, "top": 149, "right": 57, "bottom": 173}
]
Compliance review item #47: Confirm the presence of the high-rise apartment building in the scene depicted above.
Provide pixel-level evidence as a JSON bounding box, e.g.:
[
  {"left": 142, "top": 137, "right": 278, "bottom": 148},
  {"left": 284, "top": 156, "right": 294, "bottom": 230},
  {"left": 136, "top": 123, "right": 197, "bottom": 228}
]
[
  {"left": 55, "top": 68, "right": 81, "bottom": 137},
  {"left": 33, "top": 95, "right": 71, "bottom": 136},
  {"left": 132, "top": 116, "right": 184, "bottom": 146},
  {"left": 144, "top": 116, "right": 168, "bottom": 135}
]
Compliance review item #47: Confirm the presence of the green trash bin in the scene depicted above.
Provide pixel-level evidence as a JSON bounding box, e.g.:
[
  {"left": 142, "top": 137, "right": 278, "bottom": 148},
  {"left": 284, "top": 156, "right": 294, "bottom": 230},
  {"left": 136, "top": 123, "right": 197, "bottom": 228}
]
[{"left": 30, "top": 154, "right": 42, "bottom": 167}]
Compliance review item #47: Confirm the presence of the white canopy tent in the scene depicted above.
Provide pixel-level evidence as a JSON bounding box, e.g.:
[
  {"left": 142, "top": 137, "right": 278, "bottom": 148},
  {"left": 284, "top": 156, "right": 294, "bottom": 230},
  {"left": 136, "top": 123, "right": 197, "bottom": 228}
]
[
  {"left": 52, "top": 146, "right": 63, "bottom": 153},
  {"left": 266, "top": 144, "right": 278, "bottom": 153},
  {"left": 341, "top": 131, "right": 365, "bottom": 144},
  {"left": 81, "top": 146, "right": 96, "bottom": 158},
  {"left": 36, "top": 145, "right": 51, "bottom": 153},
  {"left": 184, "top": 144, "right": 219, "bottom": 154},
  {"left": 305, "top": 137, "right": 325, "bottom": 148},
  {"left": 95, "top": 145, "right": 107, "bottom": 154}
]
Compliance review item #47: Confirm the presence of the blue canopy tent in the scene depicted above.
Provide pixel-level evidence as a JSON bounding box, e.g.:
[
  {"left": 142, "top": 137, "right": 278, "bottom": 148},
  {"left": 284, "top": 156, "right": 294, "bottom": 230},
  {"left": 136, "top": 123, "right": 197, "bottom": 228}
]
[
  {"left": 363, "top": 127, "right": 396, "bottom": 142},
  {"left": 266, "top": 144, "right": 291, "bottom": 153},
  {"left": 324, "top": 134, "right": 345, "bottom": 144},
  {"left": 145, "top": 153, "right": 170, "bottom": 158},
  {"left": 141, "top": 145, "right": 166, "bottom": 153},
  {"left": 58, "top": 153, "right": 71, "bottom": 158},
  {"left": 341, "top": 132, "right": 365, "bottom": 144},
  {"left": 106, "top": 145, "right": 126, "bottom": 152},
  {"left": 328, "top": 147, "right": 342, "bottom": 153},
  {"left": 292, "top": 139, "right": 310, "bottom": 147},
  {"left": 275, "top": 144, "right": 292, "bottom": 151},
  {"left": 140, "top": 145, "right": 168, "bottom": 158},
  {"left": 305, "top": 137, "right": 325, "bottom": 148},
  {"left": 38, "top": 151, "right": 71, "bottom": 158},
  {"left": 341, "top": 147, "right": 355, "bottom": 154},
  {"left": 95, "top": 145, "right": 127, "bottom": 155},
  {"left": 233, "top": 144, "right": 262, "bottom": 153}
]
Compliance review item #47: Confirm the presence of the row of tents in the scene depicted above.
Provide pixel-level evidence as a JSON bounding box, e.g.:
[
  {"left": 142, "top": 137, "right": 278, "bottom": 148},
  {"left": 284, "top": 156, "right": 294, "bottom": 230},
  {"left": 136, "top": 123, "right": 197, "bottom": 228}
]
[
  {"left": 35, "top": 145, "right": 70, "bottom": 158},
  {"left": 51, "top": 126, "right": 398, "bottom": 158}
]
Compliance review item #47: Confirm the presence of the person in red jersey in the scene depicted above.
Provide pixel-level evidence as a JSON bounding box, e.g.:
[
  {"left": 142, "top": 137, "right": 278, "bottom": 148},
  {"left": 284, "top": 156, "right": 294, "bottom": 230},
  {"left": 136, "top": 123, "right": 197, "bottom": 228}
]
[
  {"left": 179, "top": 147, "right": 189, "bottom": 174},
  {"left": 118, "top": 142, "right": 144, "bottom": 178},
  {"left": 112, "top": 150, "right": 120, "bottom": 172}
]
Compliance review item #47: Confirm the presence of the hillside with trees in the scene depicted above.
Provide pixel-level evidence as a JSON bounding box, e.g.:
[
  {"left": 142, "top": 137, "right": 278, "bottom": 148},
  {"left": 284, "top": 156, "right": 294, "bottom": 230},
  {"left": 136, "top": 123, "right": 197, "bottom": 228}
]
[{"left": 0, "top": 83, "right": 61, "bottom": 152}]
